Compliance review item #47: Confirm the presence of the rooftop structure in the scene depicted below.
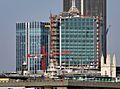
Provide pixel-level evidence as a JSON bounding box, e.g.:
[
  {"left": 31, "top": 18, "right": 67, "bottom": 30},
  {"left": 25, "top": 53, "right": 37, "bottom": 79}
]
[{"left": 68, "top": 0, "right": 80, "bottom": 14}]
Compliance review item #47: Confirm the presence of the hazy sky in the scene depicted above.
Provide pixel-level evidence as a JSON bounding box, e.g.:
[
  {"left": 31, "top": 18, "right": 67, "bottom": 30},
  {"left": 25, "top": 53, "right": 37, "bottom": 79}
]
[{"left": 0, "top": 0, "right": 119, "bottom": 73}]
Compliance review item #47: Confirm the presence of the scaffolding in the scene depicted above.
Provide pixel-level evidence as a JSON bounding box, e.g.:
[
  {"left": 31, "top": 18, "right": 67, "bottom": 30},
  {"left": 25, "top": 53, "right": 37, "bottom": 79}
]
[{"left": 50, "top": 14, "right": 58, "bottom": 66}]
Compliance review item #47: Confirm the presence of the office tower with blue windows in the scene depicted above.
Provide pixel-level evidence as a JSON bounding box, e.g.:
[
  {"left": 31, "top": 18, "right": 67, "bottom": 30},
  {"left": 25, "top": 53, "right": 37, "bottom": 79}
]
[
  {"left": 59, "top": 17, "right": 98, "bottom": 66},
  {"left": 56, "top": 16, "right": 102, "bottom": 68},
  {"left": 16, "top": 22, "right": 50, "bottom": 73}
]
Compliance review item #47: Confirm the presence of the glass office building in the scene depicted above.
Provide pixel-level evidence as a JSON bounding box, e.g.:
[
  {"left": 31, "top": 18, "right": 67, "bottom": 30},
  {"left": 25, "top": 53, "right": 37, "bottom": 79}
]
[
  {"left": 54, "top": 15, "right": 103, "bottom": 67},
  {"left": 63, "top": 0, "right": 107, "bottom": 62},
  {"left": 16, "top": 22, "right": 49, "bottom": 73}
]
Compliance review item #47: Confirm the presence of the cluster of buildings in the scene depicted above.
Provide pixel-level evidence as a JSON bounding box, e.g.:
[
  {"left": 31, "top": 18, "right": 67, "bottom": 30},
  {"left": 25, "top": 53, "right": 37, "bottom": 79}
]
[{"left": 16, "top": 0, "right": 117, "bottom": 78}]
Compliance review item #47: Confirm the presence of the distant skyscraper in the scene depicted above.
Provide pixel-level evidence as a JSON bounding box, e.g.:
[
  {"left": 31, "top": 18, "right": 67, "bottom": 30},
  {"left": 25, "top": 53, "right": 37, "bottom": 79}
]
[
  {"left": 63, "top": 0, "right": 107, "bottom": 62},
  {"left": 16, "top": 22, "right": 50, "bottom": 73}
]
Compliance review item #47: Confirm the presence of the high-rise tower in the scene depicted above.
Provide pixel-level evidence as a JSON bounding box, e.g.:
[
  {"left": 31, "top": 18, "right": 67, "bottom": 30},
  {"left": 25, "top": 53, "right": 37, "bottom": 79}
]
[
  {"left": 63, "top": 0, "right": 107, "bottom": 62},
  {"left": 16, "top": 22, "right": 50, "bottom": 74}
]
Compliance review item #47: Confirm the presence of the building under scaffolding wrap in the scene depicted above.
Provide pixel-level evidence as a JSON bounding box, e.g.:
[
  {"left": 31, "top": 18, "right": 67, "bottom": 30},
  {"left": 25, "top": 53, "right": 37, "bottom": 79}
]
[{"left": 50, "top": 15, "right": 59, "bottom": 66}]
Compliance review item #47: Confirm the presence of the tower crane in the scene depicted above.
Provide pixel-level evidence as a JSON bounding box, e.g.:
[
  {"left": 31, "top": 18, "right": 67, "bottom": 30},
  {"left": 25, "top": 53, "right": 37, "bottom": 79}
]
[
  {"left": 41, "top": 46, "right": 71, "bottom": 72},
  {"left": 106, "top": 25, "right": 111, "bottom": 35},
  {"left": 27, "top": 46, "right": 71, "bottom": 72}
]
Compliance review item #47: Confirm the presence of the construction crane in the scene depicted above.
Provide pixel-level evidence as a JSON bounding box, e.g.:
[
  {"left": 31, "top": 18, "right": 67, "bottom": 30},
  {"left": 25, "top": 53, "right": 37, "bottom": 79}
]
[
  {"left": 41, "top": 46, "right": 71, "bottom": 72},
  {"left": 27, "top": 54, "right": 38, "bottom": 58},
  {"left": 27, "top": 53, "right": 39, "bottom": 74},
  {"left": 27, "top": 46, "right": 71, "bottom": 72},
  {"left": 106, "top": 25, "right": 111, "bottom": 35}
]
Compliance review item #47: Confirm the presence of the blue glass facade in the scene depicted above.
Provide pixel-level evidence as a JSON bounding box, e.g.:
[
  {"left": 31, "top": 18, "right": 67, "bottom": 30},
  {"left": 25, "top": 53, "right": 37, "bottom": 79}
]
[
  {"left": 16, "top": 23, "right": 26, "bottom": 71},
  {"left": 16, "top": 22, "right": 49, "bottom": 73},
  {"left": 56, "top": 16, "right": 102, "bottom": 67}
]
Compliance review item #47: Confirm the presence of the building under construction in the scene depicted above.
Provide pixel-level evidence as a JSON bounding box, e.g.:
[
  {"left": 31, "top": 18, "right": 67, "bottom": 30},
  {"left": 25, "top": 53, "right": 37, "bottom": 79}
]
[{"left": 49, "top": 0, "right": 104, "bottom": 73}]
